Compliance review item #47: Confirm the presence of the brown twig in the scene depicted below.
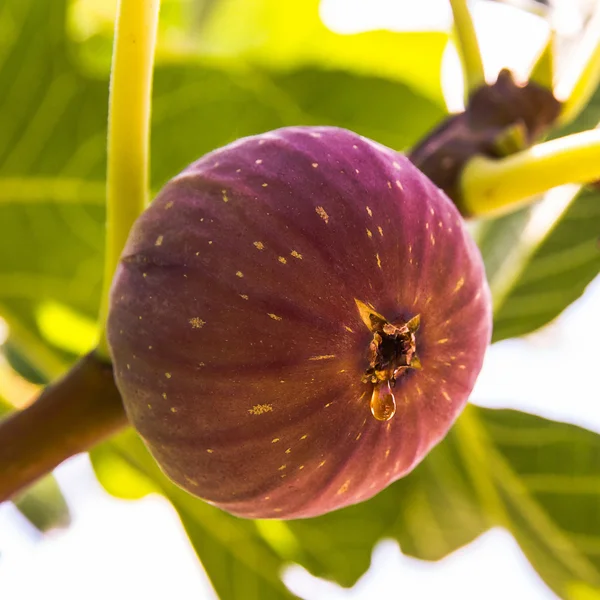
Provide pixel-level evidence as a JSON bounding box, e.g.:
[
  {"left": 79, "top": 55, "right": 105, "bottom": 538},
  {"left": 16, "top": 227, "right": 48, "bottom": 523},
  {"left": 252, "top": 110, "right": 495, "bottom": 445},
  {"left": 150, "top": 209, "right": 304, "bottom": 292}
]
[{"left": 0, "top": 352, "right": 128, "bottom": 502}]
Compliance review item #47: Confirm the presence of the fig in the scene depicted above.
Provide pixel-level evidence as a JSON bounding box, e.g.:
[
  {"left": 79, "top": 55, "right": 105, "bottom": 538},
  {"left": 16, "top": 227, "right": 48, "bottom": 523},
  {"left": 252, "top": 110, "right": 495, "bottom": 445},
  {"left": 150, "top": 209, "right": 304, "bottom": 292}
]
[{"left": 107, "top": 126, "right": 492, "bottom": 519}]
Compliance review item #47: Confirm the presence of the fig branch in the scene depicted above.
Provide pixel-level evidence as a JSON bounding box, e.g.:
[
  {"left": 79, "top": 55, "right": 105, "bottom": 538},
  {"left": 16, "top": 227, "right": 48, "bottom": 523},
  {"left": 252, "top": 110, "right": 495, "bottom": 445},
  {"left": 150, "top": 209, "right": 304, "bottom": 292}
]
[
  {"left": 96, "top": 0, "right": 161, "bottom": 360},
  {"left": 0, "top": 352, "right": 127, "bottom": 502},
  {"left": 449, "top": 0, "right": 486, "bottom": 97},
  {"left": 460, "top": 128, "right": 600, "bottom": 216}
]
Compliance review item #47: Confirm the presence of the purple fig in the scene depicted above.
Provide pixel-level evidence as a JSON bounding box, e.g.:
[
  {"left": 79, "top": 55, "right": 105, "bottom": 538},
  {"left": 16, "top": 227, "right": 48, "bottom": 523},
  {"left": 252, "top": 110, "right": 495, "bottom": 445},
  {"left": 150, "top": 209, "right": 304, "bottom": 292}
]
[{"left": 107, "top": 126, "right": 492, "bottom": 519}]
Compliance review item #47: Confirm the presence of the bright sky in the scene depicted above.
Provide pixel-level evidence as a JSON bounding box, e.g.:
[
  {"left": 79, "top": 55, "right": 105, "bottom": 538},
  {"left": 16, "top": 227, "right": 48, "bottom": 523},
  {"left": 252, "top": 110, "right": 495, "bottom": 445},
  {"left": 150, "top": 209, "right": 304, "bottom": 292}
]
[{"left": 1, "top": 2, "right": 597, "bottom": 599}]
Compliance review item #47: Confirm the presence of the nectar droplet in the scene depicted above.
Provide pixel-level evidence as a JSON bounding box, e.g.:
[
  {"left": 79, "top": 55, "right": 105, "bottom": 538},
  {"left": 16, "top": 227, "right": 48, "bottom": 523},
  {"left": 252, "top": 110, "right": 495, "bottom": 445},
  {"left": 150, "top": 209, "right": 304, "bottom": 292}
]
[{"left": 370, "top": 382, "right": 397, "bottom": 421}]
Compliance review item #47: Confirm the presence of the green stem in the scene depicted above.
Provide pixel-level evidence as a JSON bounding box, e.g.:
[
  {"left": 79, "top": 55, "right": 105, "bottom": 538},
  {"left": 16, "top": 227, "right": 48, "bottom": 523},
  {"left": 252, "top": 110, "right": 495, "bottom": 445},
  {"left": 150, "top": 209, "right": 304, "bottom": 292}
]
[
  {"left": 449, "top": 0, "right": 485, "bottom": 97},
  {"left": 555, "top": 5, "right": 600, "bottom": 126},
  {"left": 96, "top": 0, "right": 161, "bottom": 360},
  {"left": 529, "top": 30, "right": 554, "bottom": 91},
  {"left": 461, "top": 129, "right": 600, "bottom": 217}
]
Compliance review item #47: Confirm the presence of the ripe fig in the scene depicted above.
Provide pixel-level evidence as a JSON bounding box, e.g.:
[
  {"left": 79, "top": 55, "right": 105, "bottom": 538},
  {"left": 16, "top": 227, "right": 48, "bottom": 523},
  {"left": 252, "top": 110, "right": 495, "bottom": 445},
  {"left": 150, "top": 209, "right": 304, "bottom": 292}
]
[{"left": 107, "top": 126, "right": 492, "bottom": 519}]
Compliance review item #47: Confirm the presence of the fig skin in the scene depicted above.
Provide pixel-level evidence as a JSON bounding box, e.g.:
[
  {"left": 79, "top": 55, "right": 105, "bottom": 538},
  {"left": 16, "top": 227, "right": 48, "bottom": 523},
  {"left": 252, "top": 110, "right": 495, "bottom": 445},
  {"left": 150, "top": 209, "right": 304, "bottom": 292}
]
[{"left": 107, "top": 126, "right": 492, "bottom": 519}]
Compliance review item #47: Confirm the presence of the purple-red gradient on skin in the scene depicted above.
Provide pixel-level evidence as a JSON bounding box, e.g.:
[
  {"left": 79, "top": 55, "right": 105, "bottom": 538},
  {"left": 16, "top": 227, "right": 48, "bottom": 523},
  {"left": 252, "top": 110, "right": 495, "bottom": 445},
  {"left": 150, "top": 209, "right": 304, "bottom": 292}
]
[{"left": 107, "top": 126, "right": 492, "bottom": 519}]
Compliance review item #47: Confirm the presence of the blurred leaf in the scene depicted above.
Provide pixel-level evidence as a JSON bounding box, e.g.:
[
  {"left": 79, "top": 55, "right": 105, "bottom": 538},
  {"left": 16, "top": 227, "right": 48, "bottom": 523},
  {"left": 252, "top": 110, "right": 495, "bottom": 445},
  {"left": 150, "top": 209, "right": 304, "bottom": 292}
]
[
  {"left": 0, "top": 0, "right": 445, "bottom": 368},
  {"left": 35, "top": 301, "right": 97, "bottom": 356},
  {"left": 91, "top": 431, "right": 298, "bottom": 600},
  {"left": 3, "top": 343, "right": 48, "bottom": 385},
  {"left": 0, "top": 395, "right": 71, "bottom": 532},
  {"left": 0, "top": 0, "right": 107, "bottom": 365},
  {"left": 68, "top": 0, "right": 448, "bottom": 104},
  {"left": 196, "top": 0, "right": 447, "bottom": 102},
  {"left": 90, "top": 442, "right": 157, "bottom": 501},
  {"left": 149, "top": 64, "right": 445, "bottom": 189},
  {"left": 480, "top": 185, "right": 600, "bottom": 342},
  {"left": 12, "top": 477, "right": 72, "bottom": 533},
  {"left": 471, "top": 407, "right": 600, "bottom": 596},
  {"left": 569, "top": 582, "right": 600, "bottom": 600}
]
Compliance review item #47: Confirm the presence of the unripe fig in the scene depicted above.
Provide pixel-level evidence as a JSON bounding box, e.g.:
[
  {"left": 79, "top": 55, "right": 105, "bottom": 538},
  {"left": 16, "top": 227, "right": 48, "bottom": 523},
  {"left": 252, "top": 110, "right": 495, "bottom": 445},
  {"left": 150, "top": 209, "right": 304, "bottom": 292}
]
[{"left": 107, "top": 126, "right": 492, "bottom": 519}]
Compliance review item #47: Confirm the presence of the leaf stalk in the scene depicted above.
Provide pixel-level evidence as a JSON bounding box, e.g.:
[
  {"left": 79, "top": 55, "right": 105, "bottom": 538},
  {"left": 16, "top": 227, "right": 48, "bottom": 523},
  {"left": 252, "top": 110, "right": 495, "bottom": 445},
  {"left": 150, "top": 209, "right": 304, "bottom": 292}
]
[
  {"left": 449, "top": 0, "right": 486, "bottom": 98},
  {"left": 461, "top": 129, "right": 600, "bottom": 217},
  {"left": 96, "top": 0, "right": 161, "bottom": 359}
]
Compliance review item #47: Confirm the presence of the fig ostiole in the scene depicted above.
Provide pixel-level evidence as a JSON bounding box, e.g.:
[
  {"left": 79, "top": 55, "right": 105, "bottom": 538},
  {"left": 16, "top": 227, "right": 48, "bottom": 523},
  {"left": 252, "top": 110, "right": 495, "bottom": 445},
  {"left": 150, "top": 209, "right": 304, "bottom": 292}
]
[{"left": 107, "top": 126, "right": 492, "bottom": 519}]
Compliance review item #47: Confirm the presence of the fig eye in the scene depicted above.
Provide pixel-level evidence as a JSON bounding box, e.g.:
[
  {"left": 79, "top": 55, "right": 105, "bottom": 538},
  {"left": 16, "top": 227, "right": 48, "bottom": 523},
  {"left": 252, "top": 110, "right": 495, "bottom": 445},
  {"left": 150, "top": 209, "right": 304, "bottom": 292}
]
[{"left": 356, "top": 298, "right": 421, "bottom": 421}]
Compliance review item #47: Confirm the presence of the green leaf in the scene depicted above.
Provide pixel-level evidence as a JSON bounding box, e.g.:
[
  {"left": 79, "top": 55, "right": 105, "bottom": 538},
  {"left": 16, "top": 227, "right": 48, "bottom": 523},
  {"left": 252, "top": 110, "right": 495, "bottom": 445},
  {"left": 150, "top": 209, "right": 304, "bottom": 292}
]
[
  {"left": 471, "top": 407, "right": 600, "bottom": 596},
  {"left": 12, "top": 476, "right": 72, "bottom": 533},
  {"left": 3, "top": 342, "right": 48, "bottom": 385},
  {"left": 0, "top": 0, "right": 445, "bottom": 368},
  {"left": 91, "top": 431, "right": 297, "bottom": 600},
  {"left": 35, "top": 300, "right": 97, "bottom": 356},
  {"left": 0, "top": 394, "right": 71, "bottom": 532},
  {"left": 197, "top": 1, "right": 448, "bottom": 102},
  {"left": 69, "top": 0, "right": 448, "bottom": 104},
  {"left": 0, "top": 1, "right": 107, "bottom": 367},
  {"left": 479, "top": 186, "right": 600, "bottom": 342},
  {"left": 149, "top": 64, "right": 445, "bottom": 190},
  {"left": 568, "top": 582, "right": 600, "bottom": 600},
  {"left": 89, "top": 441, "right": 157, "bottom": 501}
]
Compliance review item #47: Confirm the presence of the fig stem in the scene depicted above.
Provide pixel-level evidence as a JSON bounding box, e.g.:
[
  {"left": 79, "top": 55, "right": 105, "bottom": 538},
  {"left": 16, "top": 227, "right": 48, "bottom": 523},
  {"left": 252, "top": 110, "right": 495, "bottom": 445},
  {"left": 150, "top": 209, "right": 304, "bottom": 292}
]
[
  {"left": 0, "top": 352, "right": 128, "bottom": 503},
  {"left": 555, "top": 4, "right": 600, "bottom": 127},
  {"left": 449, "top": 0, "right": 486, "bottom": 98},
  {"left": 96, "top": 0, "right": 161, "bottom": 360},
  {"left": 461, "top": 127, "right": 600, "bottom": 217}
]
